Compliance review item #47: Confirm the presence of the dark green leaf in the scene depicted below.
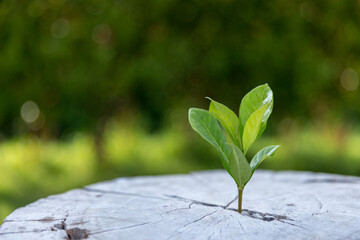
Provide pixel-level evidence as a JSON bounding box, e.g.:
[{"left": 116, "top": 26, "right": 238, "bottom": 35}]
[
  {"left": 228, "top": 143, "right": 252, "bottom": 188},
  {"left": 188, "top": 108, "right": 231, "bottom": 172}
]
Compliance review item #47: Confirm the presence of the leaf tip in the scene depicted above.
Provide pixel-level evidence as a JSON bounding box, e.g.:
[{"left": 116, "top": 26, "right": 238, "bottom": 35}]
[
  {"left": 188, "top": 108, "right": 197, "bottom": 119},
  {"left": 205, "top": 96, "right": 213, "bottom": 101}
]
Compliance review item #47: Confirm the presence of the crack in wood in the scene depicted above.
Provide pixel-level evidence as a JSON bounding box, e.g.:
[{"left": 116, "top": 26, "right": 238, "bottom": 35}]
[
  {"left": 164, "top": 194, "right": 293, "bottom": 223},
  {"left": 52, "top": 217, "right": 67, "bottom": 230},
  {"left": 49, "top": 215, "right": 89, "bottom": 239},
  {"left": 85, "top": 186, "right": 294, "bottom": 224},
  {"left": 3, "top": 218, "right": 63, "bottom": 223},
  {"left": 237, "top": 219, "right": 245, "bottom": 232},
  {"left": 221, "top": 221, "right": 230, "bottom": 238},
  {"left": 236, "top": 209, "right": 291, "bottom": 222},
  {"left": 311, "top": 195, "right": 323, "bottom": 210},
  {"left": 183, "top": 210, "right": 218, "bottom": 228},
  {"left": 161, "top": 202, "right": 194, "bottom": 216},
  {"left": 4, "top": 170, "right": 359, "bottom": 239},
  {"left": 88, "top": 219, "right": 166, "bottom": 236},
  {"left": 84, "top": 187, "right": 168, "bottom": 201},
  {"left": 0, "top": 217, "right": 70, "bottom": 237},
  {"left": 224, "top": 195, "right": 238, "bottom": 208},
  {"left": 166, "top": 210, "right": 218, "bottom": 240},
  {"left": 207, "top": 218, "right": 223, "bottom": 239},
  {"left": 164, "top": 194, "right": 226, "bottom": 208},
  {"left": 277, "top": 219, "right": 306, "bottom": 229},
  {"left": 0, "top": 229, "right": 48, "bottom": 236}
]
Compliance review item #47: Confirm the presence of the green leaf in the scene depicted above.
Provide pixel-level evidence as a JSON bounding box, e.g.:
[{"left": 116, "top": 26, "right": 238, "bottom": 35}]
[
  {"left": 239, "top": 84, "right": 273, "bottom": 138},
  {"left": 228, "top": 143, "right": 252, "bottom": 188},
  {"left": 188, "top": 108, "right": 232, "bottom": 172},
  {"left": 250, "top": 145, "right": 280, "bottom": 173},
  {"left": 242, "top": 102, "right": 271, "bottom": 154},
  {"left": 207, "top": 97, "right": 241, "bottom": 148}
]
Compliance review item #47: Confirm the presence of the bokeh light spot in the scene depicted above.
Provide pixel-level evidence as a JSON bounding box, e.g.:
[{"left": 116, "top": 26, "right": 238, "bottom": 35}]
[
  {"left": 21, "top": 101, "right": 40, "bottom": 123},
  {"left": 340, "top": 68, "right": 359, "bottom": 91},
  {"left": 51, "top": 18, "right": 70, "bottom": 39},
  {"left": 28, "top": 113, "right": 46, "bottom": 131},
  {"left": 92, "top": 24, "right": 112, "bottom": 44}
]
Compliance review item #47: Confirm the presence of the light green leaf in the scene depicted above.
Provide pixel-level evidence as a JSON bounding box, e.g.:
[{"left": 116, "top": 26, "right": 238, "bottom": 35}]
[
  {"left": 188, "top": 108, "right": 232, "bottom": 172},
  {"left": 242, "top": 102, "right": 271, "bottom": 154},
  {"left": 228, "top": 143, "right": 252, "bottom": 188},
  {"left": 239, "top": 84, "right": 273, "bottom": 138},
  {"left": 250, "top": 145, "right": 280, "bottom": 173},
  {"left": 207, "top": 97, "right": 241, "bottom": 148}
]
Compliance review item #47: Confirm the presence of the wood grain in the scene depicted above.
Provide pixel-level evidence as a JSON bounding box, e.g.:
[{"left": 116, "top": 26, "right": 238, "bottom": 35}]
[{"left": 1, "top": 170, "right": 360, "bottom": 239}]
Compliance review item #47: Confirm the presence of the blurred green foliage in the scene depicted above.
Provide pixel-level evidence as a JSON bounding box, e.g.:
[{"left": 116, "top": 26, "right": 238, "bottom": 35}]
[
  {"left": 0, "top": 0, "right": 360, "bottom": 222},
  {"left": 0, "top": 0, "right": 360, "bottom": 135}
]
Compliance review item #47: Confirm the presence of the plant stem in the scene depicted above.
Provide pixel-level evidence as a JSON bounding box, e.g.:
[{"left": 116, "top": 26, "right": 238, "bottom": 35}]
[{"left": 238, "top": 188, "right": 243, "bottom": 213}]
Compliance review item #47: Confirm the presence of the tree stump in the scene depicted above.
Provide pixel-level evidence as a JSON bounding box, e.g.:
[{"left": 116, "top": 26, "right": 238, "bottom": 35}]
[{"left": 1, "top": 170, "right": 360, "bottom": 239}]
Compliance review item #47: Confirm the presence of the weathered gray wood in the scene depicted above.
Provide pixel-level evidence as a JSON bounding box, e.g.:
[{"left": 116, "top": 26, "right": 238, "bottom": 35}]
[{"left": 1, "top": 170, "right": 360, "bottom": 239}]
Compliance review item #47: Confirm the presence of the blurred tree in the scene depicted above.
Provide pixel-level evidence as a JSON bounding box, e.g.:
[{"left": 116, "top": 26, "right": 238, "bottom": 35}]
[{"left": 0, "top": 0, "right": 359, "bottom": 156}]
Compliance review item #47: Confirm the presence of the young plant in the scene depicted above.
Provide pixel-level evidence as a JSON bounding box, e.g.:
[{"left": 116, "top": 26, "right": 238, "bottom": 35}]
[{"left": 188, "top": 83, "right": 280, "bottom": 213}]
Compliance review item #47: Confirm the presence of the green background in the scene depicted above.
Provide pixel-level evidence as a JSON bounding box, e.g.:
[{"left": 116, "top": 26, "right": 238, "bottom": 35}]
[{"left": 1, "top": 0, "right": 360, "bottom": 221}]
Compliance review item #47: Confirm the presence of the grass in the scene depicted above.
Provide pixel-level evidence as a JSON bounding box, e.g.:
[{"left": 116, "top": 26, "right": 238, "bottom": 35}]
[{"left": 1, "top": 118, "right": 360, "bottom": 222}]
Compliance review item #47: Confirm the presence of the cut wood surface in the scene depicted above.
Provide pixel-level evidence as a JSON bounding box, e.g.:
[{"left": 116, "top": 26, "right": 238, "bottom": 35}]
[{"left": 1, "top": 170, "right": 360, "bottom": 239}]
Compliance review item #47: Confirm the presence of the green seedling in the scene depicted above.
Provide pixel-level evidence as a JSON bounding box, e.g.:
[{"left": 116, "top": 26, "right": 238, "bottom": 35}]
[{"left": 188, "top": 84, "right": 280, "bottom": 213}]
